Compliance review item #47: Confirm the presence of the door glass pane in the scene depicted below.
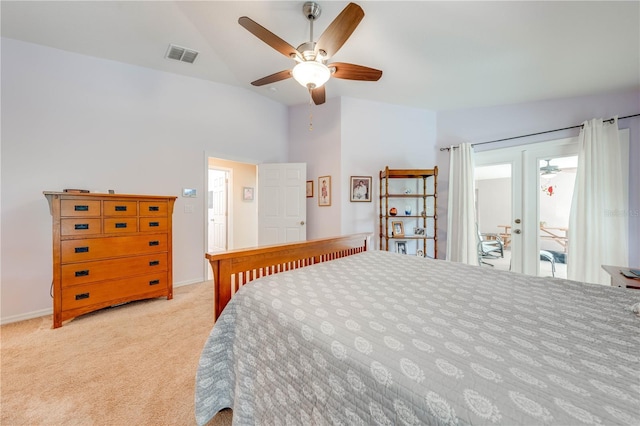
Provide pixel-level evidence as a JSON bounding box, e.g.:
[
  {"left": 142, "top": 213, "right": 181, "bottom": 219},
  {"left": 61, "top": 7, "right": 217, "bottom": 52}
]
[
  {"left": 537, "top": 156, "right": 577, "bottom": 278},
  {"left": 475, "top": 164, "right": 512, "bottom": 272}
]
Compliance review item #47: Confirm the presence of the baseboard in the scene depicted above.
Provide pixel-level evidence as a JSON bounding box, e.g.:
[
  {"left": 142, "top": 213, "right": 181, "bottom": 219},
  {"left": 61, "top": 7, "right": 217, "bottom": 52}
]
[
  {"left": 1, "top": 308, "right": 53, "bottom": 326},
  {"left": 0, "top": 279, "right": 209, "bottom": 326}
]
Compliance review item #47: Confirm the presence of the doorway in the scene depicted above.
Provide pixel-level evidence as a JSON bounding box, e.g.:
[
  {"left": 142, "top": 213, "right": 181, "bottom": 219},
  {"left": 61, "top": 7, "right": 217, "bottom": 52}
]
[
  {"left": 475, "top": 137, "right": 580, "bottom": 277},
  {"left": 475, "top": 130, "right": 629, "bottom": 277},
  {"left": 208, "top": 168, "right": 229, "bottom": 254}
]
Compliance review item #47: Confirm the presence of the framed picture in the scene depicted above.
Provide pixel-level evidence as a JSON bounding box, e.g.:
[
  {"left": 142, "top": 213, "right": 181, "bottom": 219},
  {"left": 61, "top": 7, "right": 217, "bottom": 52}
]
[
  {"left": 413, "top": 227, "right": 426, "bottom": 236},
  {"left": 306, "top": 180, "right": 314, "bottom": 198},
  {"left": 350, "top": 176, "right": 372, "bottom": 202},
  {"left": 242, "top": 187, "right": 254, "bottom": 201},
  {"left": 392, "top": 221, "right": 404, "bottom": 237},
  {"left": 395, "top": 240, "right": 407, "bottom": 255},
  {"left": 416, "top": 249, "right": 424, "bottom": 257},
  {"left": 318, "top": 176, "right": 331, "bottom": 206}
]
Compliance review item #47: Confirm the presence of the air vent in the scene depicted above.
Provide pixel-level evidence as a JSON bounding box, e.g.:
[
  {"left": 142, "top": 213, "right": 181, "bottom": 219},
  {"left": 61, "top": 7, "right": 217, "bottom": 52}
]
[{"left": 165, "top": 44, "right": 199, "bottom": 64}]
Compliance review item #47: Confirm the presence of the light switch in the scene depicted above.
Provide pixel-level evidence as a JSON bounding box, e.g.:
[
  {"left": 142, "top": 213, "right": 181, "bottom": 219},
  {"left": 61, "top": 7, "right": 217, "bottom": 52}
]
[{"left": 184, "top": 204, "right": 194, "bottom": 214}]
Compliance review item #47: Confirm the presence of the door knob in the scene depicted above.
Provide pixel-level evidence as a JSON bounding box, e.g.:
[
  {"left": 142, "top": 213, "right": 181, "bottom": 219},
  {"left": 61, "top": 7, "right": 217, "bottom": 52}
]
[{"left": 300, "top": 221, "right": 305, "bottom": 225}]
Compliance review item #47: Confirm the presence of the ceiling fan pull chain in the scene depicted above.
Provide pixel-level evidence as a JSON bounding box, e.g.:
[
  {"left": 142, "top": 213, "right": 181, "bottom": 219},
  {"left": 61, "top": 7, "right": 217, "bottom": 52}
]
[{"left": 308, "top": 89, "right": 314, "bottom": 131}]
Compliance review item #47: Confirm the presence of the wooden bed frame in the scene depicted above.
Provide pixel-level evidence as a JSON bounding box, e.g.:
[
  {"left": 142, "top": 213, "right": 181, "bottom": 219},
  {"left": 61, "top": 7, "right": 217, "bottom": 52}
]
[{"left": 205, "top": 233, "right": 371, "bottom": 320}]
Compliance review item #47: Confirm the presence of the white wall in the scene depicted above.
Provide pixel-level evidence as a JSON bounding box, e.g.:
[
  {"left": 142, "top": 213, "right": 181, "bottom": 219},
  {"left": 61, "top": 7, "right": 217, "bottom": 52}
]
[
  {"left": 1, "top": 38, "right": 289, "bottom": 323},
  {"left": 289, "top": 97, "right": 438, "bottom": 248},
  {"left": 288, "top": 98, "right": 343, "bottom": 240}
]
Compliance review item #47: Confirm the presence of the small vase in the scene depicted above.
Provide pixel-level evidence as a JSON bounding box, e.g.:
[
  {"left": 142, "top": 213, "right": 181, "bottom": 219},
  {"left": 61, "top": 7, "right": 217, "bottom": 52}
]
[{"left": 405, "top": 206, "right": 412, "bottom": 215}]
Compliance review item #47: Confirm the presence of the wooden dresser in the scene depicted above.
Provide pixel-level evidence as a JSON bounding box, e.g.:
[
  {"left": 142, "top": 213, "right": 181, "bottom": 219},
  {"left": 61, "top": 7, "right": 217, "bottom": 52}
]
[{"left": 44, "top": 192, "right": 177, "bottom": 328}]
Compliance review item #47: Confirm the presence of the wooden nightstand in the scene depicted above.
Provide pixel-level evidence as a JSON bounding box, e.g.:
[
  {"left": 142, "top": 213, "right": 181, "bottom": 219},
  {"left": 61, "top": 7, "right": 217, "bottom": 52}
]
[{"left": 601, "top": 265, "right": 640, "bottom": 290}]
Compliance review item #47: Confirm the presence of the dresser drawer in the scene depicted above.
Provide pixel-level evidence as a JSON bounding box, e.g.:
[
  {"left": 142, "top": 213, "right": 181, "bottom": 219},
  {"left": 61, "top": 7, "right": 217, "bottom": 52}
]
[
  {"left": 61, "top": 200, "right": 101, "bottom": 217},
  {"left": 61, "top": 218, "right": 102, "bottom": 236},
  {"left": 61, "top": 272, "right": 169, "bottom": 311},
  {"left": 140, "top": 201, "right": 168, "bottom": 216},
  {"left": 61, "top": 253, "right": 168, "bottom": 286},
  {"left": 140, "top": 217, "right": 168, "bottom": 232},
  {"left": 103, "top": 218, "right": 138, "bottom": 234},
  {"left": 103, "top": 200, "right": 137, "bottom": 216},
  {"left": 61, "top": 234, "right": 168, "bottom": 263}
]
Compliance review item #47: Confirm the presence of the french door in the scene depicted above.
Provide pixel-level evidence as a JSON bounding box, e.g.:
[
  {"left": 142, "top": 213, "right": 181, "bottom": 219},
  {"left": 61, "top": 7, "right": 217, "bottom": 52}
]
[{"left": 475, "top": 137, "right": 580, "bottom": 276}]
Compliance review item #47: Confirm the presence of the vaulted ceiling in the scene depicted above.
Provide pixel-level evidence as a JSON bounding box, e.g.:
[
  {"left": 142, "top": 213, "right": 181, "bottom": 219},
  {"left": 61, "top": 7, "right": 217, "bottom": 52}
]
[{"left": 2, "top": 1, "right": 638, "bottom": 111}]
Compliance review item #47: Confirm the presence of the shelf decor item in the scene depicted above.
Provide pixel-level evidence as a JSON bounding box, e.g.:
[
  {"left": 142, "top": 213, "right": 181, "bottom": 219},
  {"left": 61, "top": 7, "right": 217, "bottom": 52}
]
[
  {"left": 379, "top": 166, "right": 438, "bottom": 258},
  {"left": 395, "top": 240, "right": 407, "bottom": 254},
  {"left": 391, "top": 221, "right": 404, "bottom": 237}
]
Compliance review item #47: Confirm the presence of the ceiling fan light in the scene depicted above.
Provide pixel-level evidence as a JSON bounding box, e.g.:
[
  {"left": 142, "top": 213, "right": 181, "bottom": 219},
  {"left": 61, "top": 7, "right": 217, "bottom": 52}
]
[{"left": 292, "top": 61, "right": 330, "bottom": 89}]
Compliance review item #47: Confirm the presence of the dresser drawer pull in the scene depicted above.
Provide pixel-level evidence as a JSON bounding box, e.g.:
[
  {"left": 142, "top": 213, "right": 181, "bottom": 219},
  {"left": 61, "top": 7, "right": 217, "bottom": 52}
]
[
  {"left": 148, "top": 221, "right": 160, "bottom": 227},
  {"left": 74, "top": 205, "right": 89, "bottom": 211},
  {"left": 148, "top": 206, "right": 160, "bottom": 212},
  {"left": 75, "top": 270, "right": 90, "bottom": 277},
  {"left": 115, "top": 223, "right": 127, "bottom": 228},
  {"left": 75, "top": 293, "right": 90, "bottom": 300},
  {"left": 75, "top": 246, "right": 89, "bottom": 253},
  {"left": 149, "top": 260, "right": 160, "bottom": 266},
  {"left": 149, "top": 240, "right": 160, "bottom": 246},
  {"left": 149, "top": 279, "right": 160, "bottom": 286},
  {"left": 74, "top": 223, "right": 89, "bottom": 230},
  {"left": 115, "top": 206, "right": 127, "bottom": 211}
]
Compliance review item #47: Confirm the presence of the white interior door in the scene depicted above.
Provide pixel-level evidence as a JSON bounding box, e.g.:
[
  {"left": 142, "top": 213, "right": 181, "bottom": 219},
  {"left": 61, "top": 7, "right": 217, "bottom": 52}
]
[
  {"left": 258, "top": 163, "right": 307, "bottom": 245},
  {"left": 208, "top": 169, "right": 228, "bottom": 253}
]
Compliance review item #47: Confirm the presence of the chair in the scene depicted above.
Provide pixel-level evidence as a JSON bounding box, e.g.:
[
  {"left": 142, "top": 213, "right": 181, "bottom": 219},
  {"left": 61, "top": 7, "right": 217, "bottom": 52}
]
[
  {"left": 539, "top": 250, "right": 556, "bottom": 277},
  {"left": 477, "top": 229, "right": 504, "bottom": 266}
]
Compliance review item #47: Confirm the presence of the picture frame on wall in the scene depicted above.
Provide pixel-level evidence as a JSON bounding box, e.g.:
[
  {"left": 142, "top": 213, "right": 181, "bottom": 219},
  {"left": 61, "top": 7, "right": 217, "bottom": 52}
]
[
  {"left": 350, "top": 176, "right": 372, "bottom": 202},
  {"left": 306, "top": 180, "right": 314, "bottom": 198},
  {"left": 318, "top": 176, "right": 331, "bottom": 206},
  {"left": 242, "top": 187, "right": 254, "bottom": 201}
]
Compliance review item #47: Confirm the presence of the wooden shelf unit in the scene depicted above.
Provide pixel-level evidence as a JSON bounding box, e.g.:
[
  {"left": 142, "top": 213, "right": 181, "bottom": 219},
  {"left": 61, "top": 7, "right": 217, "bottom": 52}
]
[
  {"left": 379, "top": 167, "right": 438, "bottom": 258},
  {"left": 44, "top": 192, "right": 177, "bottom": 328}
]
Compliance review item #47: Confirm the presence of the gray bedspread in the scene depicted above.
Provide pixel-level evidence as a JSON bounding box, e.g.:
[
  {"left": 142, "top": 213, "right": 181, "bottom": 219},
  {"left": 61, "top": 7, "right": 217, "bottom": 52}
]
[{"left": 195, "top": 250, "right": 640, "bottom": 425}]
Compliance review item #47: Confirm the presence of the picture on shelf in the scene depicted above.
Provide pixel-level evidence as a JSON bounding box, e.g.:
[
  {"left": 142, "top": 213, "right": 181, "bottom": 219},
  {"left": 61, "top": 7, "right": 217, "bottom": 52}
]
[
  {"left": 350, "top": 176, "right": 372, "bottom": 202},
  {"left": 396, "top": 241, "right": 407, "bottom": 255},
  {"left": 392, "top": 221, "right": 404, "bottom": 237},
  {"left": 413, "top": 227, "right": 426, "bottom": 236},
  {"left": 416, "top": 249, "right": 424, "bottom": 257}
]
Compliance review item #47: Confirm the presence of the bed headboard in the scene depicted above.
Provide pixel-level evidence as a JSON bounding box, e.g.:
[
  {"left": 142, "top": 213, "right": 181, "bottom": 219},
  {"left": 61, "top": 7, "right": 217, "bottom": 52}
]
[{"left": 205, "top": 233, "right": 371, "bottom": 320}]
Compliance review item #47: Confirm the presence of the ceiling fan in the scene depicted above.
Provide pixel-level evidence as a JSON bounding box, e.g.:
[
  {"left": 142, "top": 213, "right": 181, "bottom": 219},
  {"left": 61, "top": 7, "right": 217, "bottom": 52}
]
[
  {"left": 540, "top": 159, "right": 561, "bottom": 177},
  {"left": 238, "top": 2, "right": 382, "bottom": 105}
]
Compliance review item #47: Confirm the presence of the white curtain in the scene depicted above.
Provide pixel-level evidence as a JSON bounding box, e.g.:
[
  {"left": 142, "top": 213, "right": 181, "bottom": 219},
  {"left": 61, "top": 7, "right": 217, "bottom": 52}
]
[
  {"left": 446, "top": 143, "right": 479, "bottom": 265},
  {"left": 568, "top": 117, "right": 628, "bottom": 284}
]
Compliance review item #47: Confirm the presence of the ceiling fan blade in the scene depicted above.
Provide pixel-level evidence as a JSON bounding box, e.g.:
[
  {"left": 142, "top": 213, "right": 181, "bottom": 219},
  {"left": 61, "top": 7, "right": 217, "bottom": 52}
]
[
  {"left": 251, "top": 70, "right": 292, "bottom": 86},
  {"left": 330, "top": 62, "right": 382, "bottom": 81},
  {"left": 311, "top": 86, "right": 326, "bottom": 105},
  {"left": 239, "top": 16, "right": 301, "bottom": 60},
  {"left": 315, "top": 3, "right": 364, "bottom": 59}
]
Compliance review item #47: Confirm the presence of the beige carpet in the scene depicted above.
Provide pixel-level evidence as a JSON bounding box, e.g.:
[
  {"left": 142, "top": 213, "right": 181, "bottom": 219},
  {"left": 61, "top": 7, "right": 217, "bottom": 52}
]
[{"left": 1, "top": 281, "right": 232, "bottom": 426}]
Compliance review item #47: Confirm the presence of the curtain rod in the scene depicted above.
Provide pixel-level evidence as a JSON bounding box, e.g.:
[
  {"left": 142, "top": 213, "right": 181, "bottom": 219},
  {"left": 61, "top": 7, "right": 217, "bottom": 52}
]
[{"left": 439, "top": 113, "right": 640, "bottom": 151}]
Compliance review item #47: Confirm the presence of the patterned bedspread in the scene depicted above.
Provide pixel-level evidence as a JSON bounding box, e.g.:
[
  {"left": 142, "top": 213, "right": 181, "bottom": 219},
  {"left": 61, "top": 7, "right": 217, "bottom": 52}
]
[{"left": 195, "top": 250, "right": 640, "bottom": 425}]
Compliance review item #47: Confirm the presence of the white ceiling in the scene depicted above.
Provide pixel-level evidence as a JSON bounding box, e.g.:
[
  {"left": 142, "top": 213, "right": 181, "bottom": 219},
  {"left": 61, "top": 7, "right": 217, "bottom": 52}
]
[{"left": 2, "top": 1, "right": 638, "bottom": 111}]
